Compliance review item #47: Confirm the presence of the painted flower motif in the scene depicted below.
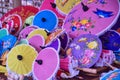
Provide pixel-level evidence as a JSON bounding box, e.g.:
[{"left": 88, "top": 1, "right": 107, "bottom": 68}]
[
  {"left": 81, "top": 56, "right": 90, "bottom": 65},
  {"left": 70, "top": 18, "right": 94, "bottom": 32},
  {"left": 87, "top": 41, "right": 98, "bottom": 49},
  {"left": 84, "top": 49, "right": 94, "bottom": 58}
]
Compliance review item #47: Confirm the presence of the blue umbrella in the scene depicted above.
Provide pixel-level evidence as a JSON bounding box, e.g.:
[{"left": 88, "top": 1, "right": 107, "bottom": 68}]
[{"left": 33, "top": 10, "right": 58, "bottom": 32}]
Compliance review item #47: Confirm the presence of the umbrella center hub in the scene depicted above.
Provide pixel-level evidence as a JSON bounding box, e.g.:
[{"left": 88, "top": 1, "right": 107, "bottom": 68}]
[
  {"left": 41, "top": 18, "right": 46, "bottom": 22},
  {"left": 36, "top": 60, "right": 43, "bottom": 65},
  {"left": 17, "top": 55, "right": 23, "bottom": 61}
]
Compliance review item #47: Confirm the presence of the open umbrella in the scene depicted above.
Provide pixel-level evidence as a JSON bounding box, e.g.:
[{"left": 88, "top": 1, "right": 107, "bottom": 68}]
[
  {"left": 1, "top": 35, "right": 17, "bottom": 54},
  {"left": 100, "top": 69, "right": 120, "bottom": 80},
  {"left": 18, "top": 26, "right": 38, "bottom": 40},
  {"left": 28, "top": 35, "right": 45, "bottom": 52},
  {"left": 0, "top": 6, "right": 39, "bottom": 25},
  {"left": 40, "top": 0, "right": 65, "bottom": 19},
  {"left": 47, "top": 38, "right": 61, "bottom": 53},
  {"left": 7, "top": 44, "right": 37, "bottom": 75},
  {"left": 99, "top": 30, "right": 120, "bottom": 51},
  {"left": 59, "top": 32, "right": 69, "bottom": 50},
  {"left": 62, "top": 0, "right": 119, "bottom": 38},
  {"left": 1, "top": 14, "right": 22, "bottom": 35},
  {"left": 27, "top": 29, "right": 48, "bottom": 40},
  {"left": 0, "top": 28, "right": 8, "bottom": 39},
  {"left": 33, "top": 10, "right": 58, "bottom": 32},
  {"left": 55, "top": 0, "right": 81, "bottom": 15},
  {"left": 69, "top": 34, "right": 102, "bottom": 68},
  {"left": 33, "top": 47, "right": 59, "bottom": 80}
]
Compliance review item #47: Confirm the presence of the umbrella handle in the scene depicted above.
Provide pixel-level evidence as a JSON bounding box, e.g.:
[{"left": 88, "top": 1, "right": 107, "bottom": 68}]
[
  {"left": 104, "top": 61, "right": 117, "bottom": 70},
  {"left": 74, "top": 67, "right": 97, "bottom": 74},
  {"left": 61, "top": 0, "right": 68, "bottom": 6}
]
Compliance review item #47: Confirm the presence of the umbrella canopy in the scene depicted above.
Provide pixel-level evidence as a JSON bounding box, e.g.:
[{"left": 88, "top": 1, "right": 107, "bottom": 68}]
[
  {"left": 40, "top": 0, "right": 65, "bottom": 19},
  {"left": 99, "top": 30, "right": 120, "bottom": 51},
  {"left": 47, "top": 38, "right": 61, "bottom": 53},
  {"left": 1, "top": 35, "right": 17, "bottom": 54},
  {"left": 7, "top": 44, "right": 37, "bottom": 75},
  {"left": 24, "top": 16, "right": 34, "bottom": 27},
  {"left": 18, "top": 26, "right": 37, "bottom": 40},
  {"left": 1, "top": 14, "right": 22, "bottom": 35},
  {"left": 59, "top": 32, "right": 69, "bottom": 50},
  {"left": 28, "top": 35, "right": 45, "bottom": 52},
  {"left": 33, "top": 10, "right": 58, "bottom": 32},
  {"left": 0, "top": 28, "right": 8, "bottom": 39},
  {"left": 69, "top": 34, "right": 102, "bottom": 68},
  {"left": 55, "top": 0, "right": 81, "bottom": 15},
  {"left": 27, "top": 29, "right": 48, "bottom": 40},
  {"left": 33, "top": 47, "right": 59, "bottom": 80},
  {"left": 62, "top": 0, "right": 119, "bottom": 38},
  {"left": 0, "top": 6, "right": 39, "bottom": 25},
  {"left": 100, "top": 69, "right": 120, "bottom": 80},
  {"left": 45, "top": 29, "right": 64, "bottom": 45}
]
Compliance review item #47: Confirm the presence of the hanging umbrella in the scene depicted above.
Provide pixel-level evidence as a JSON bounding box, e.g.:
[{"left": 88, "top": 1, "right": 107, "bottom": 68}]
[
  {"left": 55, "top": 0, "right": 81, "bottom": 15},
  {"left": 99, "top": 30, "right": 120, "bottom": 51},
  {"left": 33, "top": 10, "right": 58, "bottom": 32},
  {"left": 18, "top": 26, "right": 38, "bottom": 40},
  {"left": 28, "top": 35, "right": 45, "bottom": 52},
  {"left": 0, "top": 28, "right": 8, "bottom": 39},
  {"left": 1, "top": 14, "right": 22, "bottom": 35},
  {"left": 100, "top": 69, "right": 120, "bottom": 80},
  {"left": 7, "top": 44, "right": 37, "bottom": 75},
  {"left": 27, "top": 29, "right": 48, "bottom": 40},
  {"left": 59, "top": 32, "right": 69, "bottom": 50},
  {"left": 47, "top": 38, "right": 61, "bottom": 53},
  {"left": 40, "top": 0, "right": 65, "bottom": 19},
  {"left": 33, "top": 47, "right": 59, "bottom": 80},
  {"left": 69, "top": 34, "right": 102, "bottom": 68},
  {"left": 62, "top": 0, "right": 119, "bottom": 38}
]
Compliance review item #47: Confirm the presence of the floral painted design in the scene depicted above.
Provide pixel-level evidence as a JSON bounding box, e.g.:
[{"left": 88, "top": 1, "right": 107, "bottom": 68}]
[{"left": 70, "top": 18, "right": 95, "bottom": 32}]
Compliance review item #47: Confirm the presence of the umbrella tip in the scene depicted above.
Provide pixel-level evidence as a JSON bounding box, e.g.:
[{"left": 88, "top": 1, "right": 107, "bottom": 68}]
[
  {"left": 41, "top": 18, "right": 46, "bottom": 22},
  {"left": 35, "top": 60, "right": 43, "bottom": 65},
  {"left": 17, "top": 55, "right": 23, "bottom": 61}
]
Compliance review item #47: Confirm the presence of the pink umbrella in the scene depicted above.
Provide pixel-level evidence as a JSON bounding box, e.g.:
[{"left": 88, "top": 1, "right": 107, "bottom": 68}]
[
  {"left": 40, "top": 0, "right": 65, "bottom": 19},
  {"left": 62, "top": 0, "right": 119, "bottom": 38},
  {"left": 18, "top": 26, "right": 38, "bottom": 40},
  {"left": 28, "top": 35, "right": 45, "bottom": 53},
  {"left": 33, "top": 47, "right": 59, "bottom": 80}
]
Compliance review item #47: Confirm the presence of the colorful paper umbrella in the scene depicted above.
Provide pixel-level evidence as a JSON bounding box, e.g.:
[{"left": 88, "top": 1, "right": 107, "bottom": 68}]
[
  {"left": 27, "top": 29, "right": 48, "bottom": 40},
  {"left": 45, "top": 29, "right": 64, "bottom": 45},
  {"left": 0, "top": 40, "right": 3, "bottom": 57},
  {"left": 0, "top": 28, "right": 8, "bottom": 39},
  {"left": 18, "top": 26, "right": 38, "bottom": 40},
  {"left": 1, "top": 35, "right": 17, "bottom": 54},
  {"left": 47, "top": 38, "right": 61, "bottom": 53},
  {"left": 1, "top": 14, "right": 22, "bottom": 35},
  {"left": 100, "top": 69, "right": 120, "bottom": 80},
  {"left": 99, "top": 30, "right": 120, "bottom": 51},
  {"left": 33, "top": 10, "right": 58, "bottom": 32},
  {"left": 63, "top": 0, "right": 119, "bottom": 38},
  {"left": 69, "top": 34, "right": 102, "bottom": 68},
  {"left": 59, "top": 32, "right": 69, "bottom": 50},
  {"left": 40, "top": 0, "right": 65, "bottom": 19},
  {"left": 7, "top": 44, "right": 37, "bottom": 75},
  {"left": 24, "top": 16, "right": 34, "bottom": 27},
  {"left": 33, "top": 47, "right": 59, "bottom": 80},
  {"left": 55, "top": 0, "right": 81, "bottom": 15},
  {"left": 0, "top": 6, "right": 39, "bottom": 25},
  {"left": 28, "top": 35, "right": 45, "bottom": 52},
  {"left": 0, "top": 65, "right": 7, "bottom": 73}
]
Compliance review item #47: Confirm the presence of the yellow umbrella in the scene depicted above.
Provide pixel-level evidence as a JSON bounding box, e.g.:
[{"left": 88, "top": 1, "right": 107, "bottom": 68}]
[
  {"left": 7, "top": 44, "right": 37, "bottom": 75},
  {"left": 27, "top": 29, "right": 48, "bottom": 40},
  {"left": 0, "top": 65, "right": 7, "bottom": 73}
]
